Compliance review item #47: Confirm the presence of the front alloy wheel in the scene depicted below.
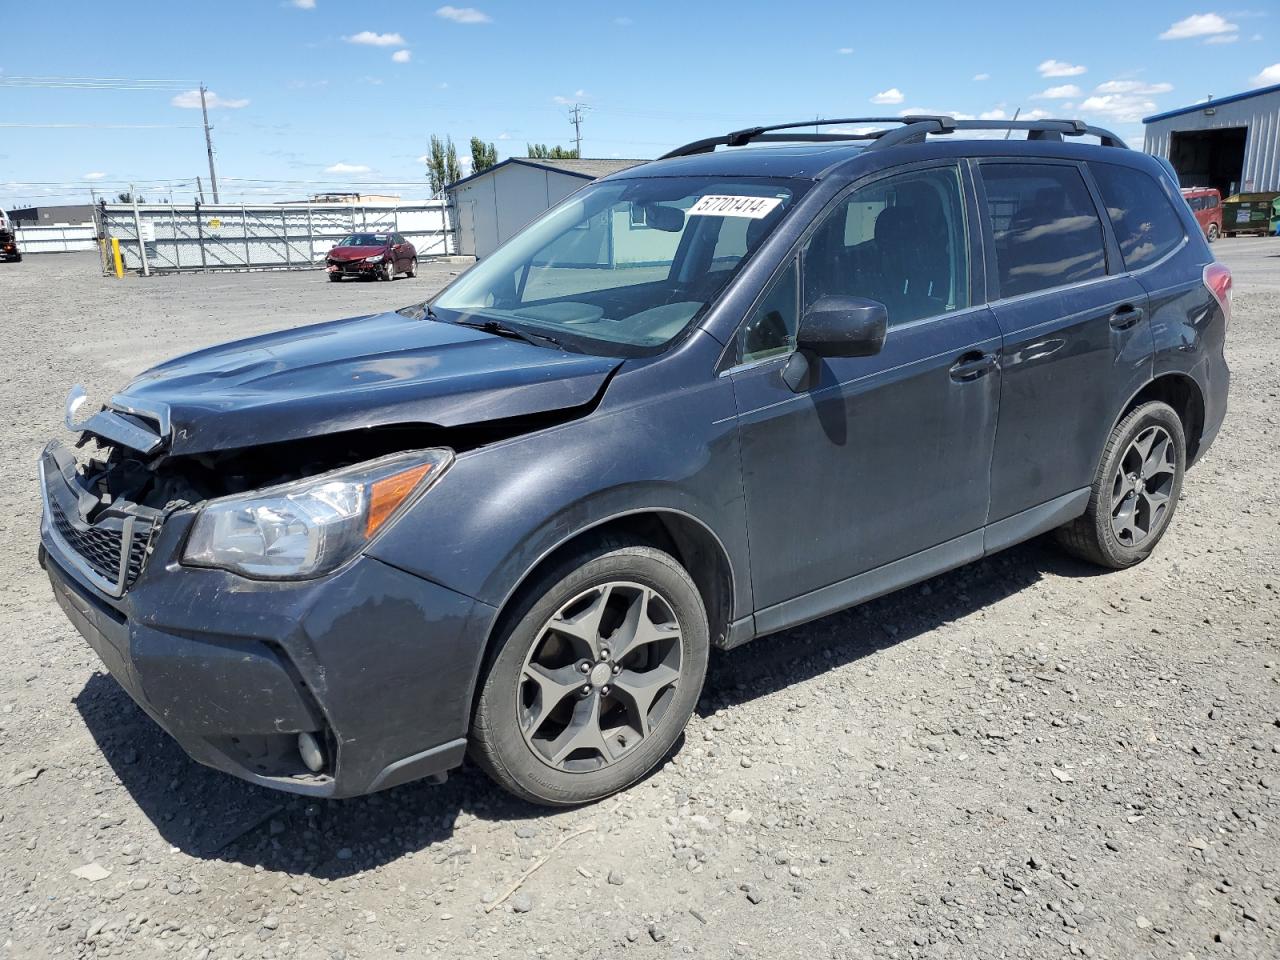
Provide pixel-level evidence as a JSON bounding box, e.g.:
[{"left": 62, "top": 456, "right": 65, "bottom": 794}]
[
  {"left": 519, "top": 582, "right": 683, "bottom": 772},
  {"left": 471, "top": 541, "right": 708, "bottom": 806}
]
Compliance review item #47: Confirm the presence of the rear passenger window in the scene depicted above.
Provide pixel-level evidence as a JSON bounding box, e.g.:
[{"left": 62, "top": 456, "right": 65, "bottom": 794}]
[
  {"left": 1091, "top": 163, "right": 1187, "bottom": 271},
  {"left": 980, "top": 163, "right": 1107, "bottom": 298},
  {"left": 801, "top": 165, "right": 970, "bottom": 328}
]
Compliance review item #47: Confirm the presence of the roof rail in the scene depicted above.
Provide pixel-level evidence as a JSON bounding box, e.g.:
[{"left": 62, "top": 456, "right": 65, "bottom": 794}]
[{"left": 660, "top": 115, "right": 1127, "bottom": 160}]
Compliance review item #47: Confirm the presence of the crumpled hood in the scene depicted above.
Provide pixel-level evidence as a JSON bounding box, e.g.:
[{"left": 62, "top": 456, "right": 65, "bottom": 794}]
[
  {"left": 327, "top": 245, "right": 386, "bottom": 262},
  {"left": 115, "top": 311, "right": 620, "bottom": 455}
]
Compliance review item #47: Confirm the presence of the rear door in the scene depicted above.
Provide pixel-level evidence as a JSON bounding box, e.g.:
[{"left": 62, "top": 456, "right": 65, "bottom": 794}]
[{"left": 976, "top": 159, "right": 1153, "bottom": 525}]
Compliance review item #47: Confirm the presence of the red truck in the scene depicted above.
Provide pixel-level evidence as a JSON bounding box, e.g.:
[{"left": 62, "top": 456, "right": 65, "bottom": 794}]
[{"left": 1181, "top": 187, "right": 1222, "bottom": 242}]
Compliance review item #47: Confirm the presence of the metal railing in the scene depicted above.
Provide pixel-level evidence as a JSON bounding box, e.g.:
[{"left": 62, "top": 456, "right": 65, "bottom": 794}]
[
  {"left": 96, "top": 199, "right": 456, "bottom": 275},
  {"left": 11, "top": 223, "right": 98, "bottom": 254}
]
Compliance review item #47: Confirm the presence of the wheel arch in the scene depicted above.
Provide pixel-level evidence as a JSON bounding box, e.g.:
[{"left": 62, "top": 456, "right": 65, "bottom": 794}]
[{"left": 1113, "top": 372, "right": 1207, "bottom": 464}]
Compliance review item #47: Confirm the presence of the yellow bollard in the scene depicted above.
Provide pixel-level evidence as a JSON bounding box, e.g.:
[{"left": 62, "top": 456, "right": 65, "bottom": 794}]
[{"left": 110, "top": 237, "right": 124, "bottom": 279}]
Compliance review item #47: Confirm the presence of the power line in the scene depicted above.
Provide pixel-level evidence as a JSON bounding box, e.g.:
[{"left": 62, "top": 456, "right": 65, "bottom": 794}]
[
  {"left": 0, "top": 75, "right": 195, "bottom": 90},
  {"left": 0, "top": 122, "right": 199, "bottom": 129}
]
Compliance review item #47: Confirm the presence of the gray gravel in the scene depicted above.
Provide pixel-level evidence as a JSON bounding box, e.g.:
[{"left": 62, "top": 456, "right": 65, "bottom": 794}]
[{"left": 1, "top": 244, "right": 1277, "bottom": 958}]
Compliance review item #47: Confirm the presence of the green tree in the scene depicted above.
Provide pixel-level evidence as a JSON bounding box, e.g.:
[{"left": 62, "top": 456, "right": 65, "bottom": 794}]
[
  {"left": 470, "top": 137, "right": 498, "bottom": 174},
  {"left": 116, "top": 191, "right": 145, "bottom": 203},
  {"left": 426, "top": 135, "right": 462, "bottom": 193},
  {"left": 526, "top": 143, "right": 580, "bottom": 160}
]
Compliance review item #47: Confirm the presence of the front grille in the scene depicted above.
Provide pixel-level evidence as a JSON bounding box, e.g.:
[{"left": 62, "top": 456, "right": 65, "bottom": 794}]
[{"left": 46, "top": 482, "right": 154, "bottom": 593}]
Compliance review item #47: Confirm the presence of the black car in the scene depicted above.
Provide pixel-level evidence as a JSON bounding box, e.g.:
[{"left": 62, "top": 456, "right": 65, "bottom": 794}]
[{"left": 40, "top": 116, "right": 1230, "bottom": 805}]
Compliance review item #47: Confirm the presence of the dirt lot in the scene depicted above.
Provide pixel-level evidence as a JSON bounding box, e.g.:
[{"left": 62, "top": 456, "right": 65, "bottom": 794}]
[{"left": 1, "top": 245, "right": 1277, "bottom": 960}]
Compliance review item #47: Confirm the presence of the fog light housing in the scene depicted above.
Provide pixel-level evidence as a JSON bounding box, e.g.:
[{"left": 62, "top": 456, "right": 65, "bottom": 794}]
[{"left": 297, "top": 731, "right": 326, "bottom": 773}]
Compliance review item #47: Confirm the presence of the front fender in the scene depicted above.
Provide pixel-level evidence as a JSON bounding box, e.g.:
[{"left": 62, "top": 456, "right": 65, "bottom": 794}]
[{"left": 366, "top": 364, "right": 749, "bottom": 620}]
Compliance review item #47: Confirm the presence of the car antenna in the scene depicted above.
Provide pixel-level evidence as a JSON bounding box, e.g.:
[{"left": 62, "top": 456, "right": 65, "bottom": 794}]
[{"left": 1005, "top": 107, "right": 1020, "bottom": 140}]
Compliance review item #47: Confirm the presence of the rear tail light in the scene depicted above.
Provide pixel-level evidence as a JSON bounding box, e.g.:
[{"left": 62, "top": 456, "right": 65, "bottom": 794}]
[{"left": 1203, "top": 262, "right": 1232, "bottom": 328}]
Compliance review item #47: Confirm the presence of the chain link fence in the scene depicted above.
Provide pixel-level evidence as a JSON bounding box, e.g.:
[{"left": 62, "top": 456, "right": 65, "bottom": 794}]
[{"left": 97, "top": 199, "right": 455, "bottom": 275}]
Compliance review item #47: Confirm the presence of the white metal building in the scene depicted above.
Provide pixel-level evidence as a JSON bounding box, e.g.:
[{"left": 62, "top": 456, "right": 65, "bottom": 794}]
[
  {"left": 447, "top": 158, "right": 645, "bottom": 259},
  {"left": 1143, "top": 82, "right": 1280, "bottom": 196}
]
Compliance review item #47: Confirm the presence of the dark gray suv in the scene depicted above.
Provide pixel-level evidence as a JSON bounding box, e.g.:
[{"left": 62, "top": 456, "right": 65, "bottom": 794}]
[{"left": 40, "top": 116, "right": 1230, "bottom": 805}]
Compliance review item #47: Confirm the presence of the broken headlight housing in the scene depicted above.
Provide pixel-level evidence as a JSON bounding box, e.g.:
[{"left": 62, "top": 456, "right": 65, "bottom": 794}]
[{"left": 184, "top": 449, "right": 452, "bottom": 579}]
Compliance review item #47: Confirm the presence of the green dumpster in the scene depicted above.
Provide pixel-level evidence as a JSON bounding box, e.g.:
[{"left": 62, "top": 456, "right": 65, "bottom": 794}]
[{"left": 1223, "top": 192, "right": 1280, "bottom": 237}]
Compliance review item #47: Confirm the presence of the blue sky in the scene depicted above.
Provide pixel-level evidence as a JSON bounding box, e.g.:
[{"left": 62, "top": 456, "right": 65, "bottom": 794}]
[{"left": 2, "top": 2, "right": 1277, "bottom": 207}]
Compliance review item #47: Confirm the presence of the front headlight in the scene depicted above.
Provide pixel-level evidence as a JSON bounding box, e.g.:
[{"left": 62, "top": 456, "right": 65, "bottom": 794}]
[
  {"left": 184, "top": 449, "right": 452, "bottom": 579},
  {"left": 365, "top": 254, "right": 384, "bottom": 264}
]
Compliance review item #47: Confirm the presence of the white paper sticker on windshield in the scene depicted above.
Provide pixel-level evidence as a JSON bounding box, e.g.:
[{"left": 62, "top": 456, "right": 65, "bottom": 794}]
[{"left": 688, "top": 195, "right": 783, "bottom": 219}]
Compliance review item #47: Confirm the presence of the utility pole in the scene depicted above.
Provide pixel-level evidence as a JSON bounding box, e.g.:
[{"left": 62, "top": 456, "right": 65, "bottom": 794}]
[
  {"left": 569, "top": 103, "right": 585, "bottom": 157},
  {"left": 199, "top": 83, "right": 220, "bottom": 203},
  {"left": 197, "top": 175, "right": 206, "bottom": 203}
]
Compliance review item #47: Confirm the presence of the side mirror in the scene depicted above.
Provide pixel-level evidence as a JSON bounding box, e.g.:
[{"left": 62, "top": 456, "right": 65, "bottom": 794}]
[
  {"left": 797, "top": 296, "right": 887, "bottom": 358},
  {"left": 782, "top": 296, "right": 887, "bottom": 392}
]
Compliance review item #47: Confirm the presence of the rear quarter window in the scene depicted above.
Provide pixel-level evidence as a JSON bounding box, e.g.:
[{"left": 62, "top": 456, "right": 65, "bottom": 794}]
[
  {"left": 980, "top": 163, "right": 1107, "bottom": 299},
  {"left": 1091, "top": 163, "right": 1187, "bottom": 271}
]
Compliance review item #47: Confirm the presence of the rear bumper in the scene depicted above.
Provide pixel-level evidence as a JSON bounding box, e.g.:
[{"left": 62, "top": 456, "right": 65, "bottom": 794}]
[{"left": 41, "top": 515, "right": 495, "bottom": 797}]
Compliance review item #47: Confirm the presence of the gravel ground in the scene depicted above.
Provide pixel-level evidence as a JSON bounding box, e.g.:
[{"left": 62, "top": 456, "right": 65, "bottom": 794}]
[{"left": 0, "top": 245, "right": 1277, "bottom": 959}]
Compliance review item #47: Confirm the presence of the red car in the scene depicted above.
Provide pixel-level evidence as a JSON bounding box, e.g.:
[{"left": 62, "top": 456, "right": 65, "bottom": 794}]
[
  {"left": 325, "top": 232, "right": 417, "bottom": 281},
  {"left": 1181, "top": 187, "right": 1222, "bottom": 242}
]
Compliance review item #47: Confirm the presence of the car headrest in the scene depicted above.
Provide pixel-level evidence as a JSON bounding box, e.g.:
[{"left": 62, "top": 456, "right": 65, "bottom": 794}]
[{"left": 874, "top": 206, "right": 917, "bottom": 246}]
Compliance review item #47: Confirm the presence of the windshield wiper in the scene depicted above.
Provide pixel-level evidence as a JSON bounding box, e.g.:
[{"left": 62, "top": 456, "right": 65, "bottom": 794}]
[{"left": 453, "top": 317, "right": 562, "bottom": 349}]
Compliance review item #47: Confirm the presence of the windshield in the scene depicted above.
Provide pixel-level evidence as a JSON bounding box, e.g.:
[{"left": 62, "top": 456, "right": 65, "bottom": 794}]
[
  {"left": 338, "top": 233, "right": 389, "bottom": 247},
  {"left": 431, "top": 176, "right": 806, "bottom": 356}
]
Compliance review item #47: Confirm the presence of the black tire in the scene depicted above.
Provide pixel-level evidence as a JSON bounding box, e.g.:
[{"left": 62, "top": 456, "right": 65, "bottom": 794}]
[
  {"left": 1056, "top": 400, "right": 1186, "bottom": 569},
  {"left": 327, "top": 273, "right": 342, "bottom": 282},
  {"left": 383, "top": 262, "right": 395, "bottom": 281},
  {"left": 406, "top": 258, "right": 417, "bottom": 278},
  {"left": 471, "top": 538, "right": 709, "bottom": 806},
  {"left": 1207, "top": 223, "right": 1220, "bottom": 242}
]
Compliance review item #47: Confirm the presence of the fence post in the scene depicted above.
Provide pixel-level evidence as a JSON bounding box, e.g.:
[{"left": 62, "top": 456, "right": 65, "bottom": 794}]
[
  {"left": 242, "top": 205, "right": 250, "bottom": 267},
  {"left": 282, "top": 209, "right": 291, "bottom": 268},
  {"left": 169, "top": 201, "right": 179, "bottom": 270},
  {"left": 131, "top": 192, "right": 150, "bottom": 277},
  {"left": 306, "top": 206, "right": 315, "bottom": 267},
  {"left": 195, "top": 200, "right": 208, "bottom": 272}
]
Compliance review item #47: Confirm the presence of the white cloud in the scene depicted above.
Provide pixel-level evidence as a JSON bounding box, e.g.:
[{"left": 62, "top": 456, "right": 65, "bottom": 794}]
[
  {"left": 552, "top": 89, "right": 590, "bottom": 105},
  {"left": 1204, "top": 33, "right": 1239, "bottom": 44},
  {"left": 1034, "top": 84, "right": 1082, "bottom": 99},
  {"left": 1038, "top": 59, "right": 1086, "bottom": 77},
  {"left": 978, "top": 108, "right": 1007, "bottom": 120},
  {"left": 1159, "top": 13, "right": 1238, "bottom": 40},
  {"left": 497, "top": 131, "right": 511, "bottom": 140},
  {"left": 344, "top": 31, "right": 406, "bottom": 46},
  {"left": 391, "top": 49, "right": 411, "bottom": 63},
  {"left": 1021, "top": 108, "right": 1052, "bottom": 121},
  {"left": 614, "top": 16, "right": 633, "bottom": 26},
  {"left": 837, "top": 47, "right": 853, "bottom": 55},
  {"left": 1078, "top": 93, "right": 1159, "bottom": 123},
  {"left": 83, "top": 172, "right": 107, "bottom": 180},
  {"left": 325, "top": 162, "right": 371, "bottom": 174},
  {"left": 171, "top": 89, "right": 249, "bottom": 109},
  {"left": 458, "top": 156, "right": 473, "bottom": 175},
  {"left": 1094, "top": 80, "right": 1173, "bottom": 95},
  {"left": 1253, "top": 63, "right": 1280, "bottom": 85},
  {"left": 290, "top": 0, "right": 315, "bottom": 8},
  {"left": 436, "top": 5, "right": 491, "bottom": 23},
  {"left": 870, "top": 87, "right": 904, "bottom": 105},
  {"left": 973, "top": 72, "right": 990, "bottom": 81}
]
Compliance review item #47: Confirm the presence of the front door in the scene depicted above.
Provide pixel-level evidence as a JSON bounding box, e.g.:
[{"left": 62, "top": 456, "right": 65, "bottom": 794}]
[{"left": 730, "top": 163, "right": 1002, "bottom": 621}]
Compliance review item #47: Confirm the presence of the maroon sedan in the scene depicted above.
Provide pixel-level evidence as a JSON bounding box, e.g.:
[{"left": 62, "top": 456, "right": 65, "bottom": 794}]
[{"left": 325, "top": 232, "right": 417, "bottom": 281}]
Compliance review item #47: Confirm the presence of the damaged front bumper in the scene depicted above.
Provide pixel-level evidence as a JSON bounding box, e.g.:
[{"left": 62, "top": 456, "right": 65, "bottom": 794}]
[{"left": 39, "top": 441, "right": 494, "bottom": 797}]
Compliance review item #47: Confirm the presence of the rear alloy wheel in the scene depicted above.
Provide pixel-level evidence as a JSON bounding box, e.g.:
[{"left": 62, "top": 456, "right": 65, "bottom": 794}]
[
  {"left": 406, "top": 257, "right": 417, "bottom": 278},
  {"left": 471, "top": 541, "right": 708, "bottom": 805},
  {"left": 1056, "top": 400, "right": 1185, "bottom": 569},
  {"left": 1207, "top": 223, "right": 1220, "bottom": 242},
  {"left": 382, "top": 260, "right": 395, "bottom": 281}
]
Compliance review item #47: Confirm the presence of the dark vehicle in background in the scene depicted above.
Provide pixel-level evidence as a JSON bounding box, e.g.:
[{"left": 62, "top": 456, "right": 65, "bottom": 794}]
[
  {"left": 40, "top": 115, "right": 1229, "bottom": 806},
  {"left": 0, "top": 208, "right": 20, "bottom": 262},
  {"left": 325, "top": 231, "right": 416, "bottom": 281},
  {"left": 1181, "top": 187, "right": 1223, "bottom": 241}
]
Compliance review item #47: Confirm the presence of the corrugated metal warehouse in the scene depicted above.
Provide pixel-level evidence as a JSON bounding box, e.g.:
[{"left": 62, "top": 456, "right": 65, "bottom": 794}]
[
  {"left": 1143, "top": 82, "right": 1280, "bottom": 195},
  {"left": 447, "top": 158, "right": 644, "bottom": 259}
]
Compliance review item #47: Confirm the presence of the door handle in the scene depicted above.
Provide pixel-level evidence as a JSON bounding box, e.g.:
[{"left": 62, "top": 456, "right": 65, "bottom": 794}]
[
  {"left": 949, "top": 351, "right": 997, "bottom": 382},
  {"left": 1109, "top": 304, "right": 1145, "bottom": 330}
]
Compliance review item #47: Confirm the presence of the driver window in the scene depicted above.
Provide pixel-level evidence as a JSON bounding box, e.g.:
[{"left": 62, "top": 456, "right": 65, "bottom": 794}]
[
  {"left": 740, "top": 258, "right": 798, "bottom": 362},
  {"left": 802, "top": 165, "right": 969, "bottom": 327}
]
